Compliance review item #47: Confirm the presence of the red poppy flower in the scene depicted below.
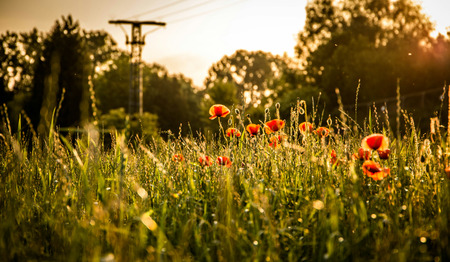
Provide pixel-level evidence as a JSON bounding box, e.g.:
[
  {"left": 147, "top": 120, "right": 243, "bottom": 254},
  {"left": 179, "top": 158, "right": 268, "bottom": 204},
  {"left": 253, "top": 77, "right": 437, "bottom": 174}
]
[
  {"left": 361, "top": 133, "right": 389, "bottom": 151},
  {"left": 172, "top": 154, "right": 184, "bottom": 162},
  {"left": 217, "top": 156, "right": 232, "bottom": 167},
  {"left": 198, "top": 155, "right": 212, "bottom": 167},
  {"left": 445, "top": 166, "right": 450, "bottom": 179},
  {"left": 330, "top": 149, "right": 339, "bottom": 165},
  {"left": 226, "top": 127, "right": 241, "bottom": 138},
  {"left": 377, "top": 149, "right": 390, "bottom": 160},
  {"left": 357, "top": 147, "right": 371, "bottom": 160},
  {"left": 299, "top": 122, "right": 314, "bottom": 133},
  {"left": 209, "top": 104, "right": 231, "bottom": 120},
  {"left": 269, "top": 134, "right": 286, "bottom": 148},
  {"left": 264, "top": 119, "right": 285, "bottom": 134},
  {"left": 315, "top": 127, "right": 330, "bottom": 138},
  {"left": 246, "top": 124, "right": 260, "bottom": 136},
  {"left": 362, "top": 160, "right": 390, "bottom": 181}
]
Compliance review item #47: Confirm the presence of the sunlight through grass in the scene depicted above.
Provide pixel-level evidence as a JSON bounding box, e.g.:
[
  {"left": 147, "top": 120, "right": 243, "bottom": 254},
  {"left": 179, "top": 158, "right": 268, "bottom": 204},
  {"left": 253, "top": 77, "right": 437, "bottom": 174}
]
[{"left": 0, "top": 102, "right": 449, "bottom": 261}]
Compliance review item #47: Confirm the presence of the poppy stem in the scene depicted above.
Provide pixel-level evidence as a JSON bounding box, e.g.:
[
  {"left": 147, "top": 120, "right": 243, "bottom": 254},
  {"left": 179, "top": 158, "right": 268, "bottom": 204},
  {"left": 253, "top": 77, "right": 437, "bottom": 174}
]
[{"left": 218, "top": 117, "right": 226, "bottom": 140}]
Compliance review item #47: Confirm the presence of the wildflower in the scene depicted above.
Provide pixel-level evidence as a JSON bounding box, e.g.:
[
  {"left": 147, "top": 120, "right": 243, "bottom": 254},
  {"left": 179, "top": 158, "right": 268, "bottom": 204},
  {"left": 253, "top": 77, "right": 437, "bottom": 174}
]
[
  {"left": 209, "top": 104, "right": 230, "bottom": 120},
  {"left": 264, "top": 119, "right": 285, "bottom": 134},
  {"left": 362, "top": 160, "right": 390, "bottom": 181},
  {"left": 198, "top": 155, "right": 212, "bottom": 167},
  {"left": 377, "top": 148, "right": 391, "bottom": 160},
  {"left": 355, "top": 147, "right": 371, "bottom": 161},
  {"left": 299, "top": 122, "right": 314, "bottom": 134},
  {"left": 226, "top": 127, "right": 241, "bottom": 138},
  {"left": 269, "top": 134, "right": 287, "bottom": 148},
  {"left": 217, "top": 156, "right": 232, "bottom": 167},
  {"left": 361, "top": 133, "right": 389, "bottom": 151},
  {"left": 246, "top": 124, "right": 260, "bottom": 136},
  {"left": 315, "top": 127, "right": 330, "bottom": 138},
  {"left": 330, "top": 149, "right": 339, "bottom": 166},
  {"left": 172, "top": 154, "right": 184, "bottom": 162}
]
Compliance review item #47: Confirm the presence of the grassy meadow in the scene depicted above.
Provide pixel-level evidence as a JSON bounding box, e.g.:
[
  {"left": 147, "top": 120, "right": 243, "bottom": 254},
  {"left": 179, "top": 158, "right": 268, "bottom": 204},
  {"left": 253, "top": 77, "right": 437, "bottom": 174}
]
[{"left": 0, "top": 101, "right": 449, "bottom": 261}]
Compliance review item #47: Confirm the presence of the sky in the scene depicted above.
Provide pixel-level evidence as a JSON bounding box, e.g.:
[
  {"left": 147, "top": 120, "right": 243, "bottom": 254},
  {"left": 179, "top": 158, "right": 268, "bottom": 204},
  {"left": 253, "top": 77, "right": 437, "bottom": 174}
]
[{"left": 0, "top": 0, "right": 449, "bottom": 87}]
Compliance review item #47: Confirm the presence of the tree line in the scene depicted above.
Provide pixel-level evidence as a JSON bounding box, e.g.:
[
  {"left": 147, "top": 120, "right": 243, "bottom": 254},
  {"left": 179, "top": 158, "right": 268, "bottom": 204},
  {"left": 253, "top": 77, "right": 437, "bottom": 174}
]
[{"left": 2, "top": 0, "right": 450, "bottom": 138}]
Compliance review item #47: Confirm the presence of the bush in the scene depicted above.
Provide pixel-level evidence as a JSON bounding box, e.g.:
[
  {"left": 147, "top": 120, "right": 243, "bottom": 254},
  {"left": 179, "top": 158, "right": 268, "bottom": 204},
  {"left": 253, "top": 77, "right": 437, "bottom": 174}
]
[{"left": 99, "top": 107, "right": 159, "bottom": 140}]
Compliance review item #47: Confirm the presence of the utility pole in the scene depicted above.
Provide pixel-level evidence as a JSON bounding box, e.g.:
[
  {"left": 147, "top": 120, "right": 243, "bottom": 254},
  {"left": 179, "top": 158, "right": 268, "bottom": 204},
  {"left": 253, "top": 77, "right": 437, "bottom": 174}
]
[{"left": 109, "top": 20, "right": 166, "bottom": 115}]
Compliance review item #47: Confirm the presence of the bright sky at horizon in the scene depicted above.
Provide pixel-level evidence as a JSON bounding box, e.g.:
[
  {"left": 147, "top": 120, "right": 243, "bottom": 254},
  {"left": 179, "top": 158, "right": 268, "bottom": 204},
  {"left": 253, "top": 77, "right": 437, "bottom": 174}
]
[{"left": 0, "top": 0, "right": 449, "bottom": 87}]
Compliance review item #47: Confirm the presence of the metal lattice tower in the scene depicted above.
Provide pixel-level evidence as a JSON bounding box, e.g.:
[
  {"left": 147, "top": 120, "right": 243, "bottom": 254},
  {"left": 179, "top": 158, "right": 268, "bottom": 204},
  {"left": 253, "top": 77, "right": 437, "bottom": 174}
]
[{"left": 109, "top": 20, "right": 166, "bottom": 115}]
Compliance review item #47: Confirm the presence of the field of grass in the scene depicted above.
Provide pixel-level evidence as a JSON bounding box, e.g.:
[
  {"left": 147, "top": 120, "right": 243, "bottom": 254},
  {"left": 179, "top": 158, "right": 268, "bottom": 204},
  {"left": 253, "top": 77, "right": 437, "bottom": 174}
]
[{"left": 0, "top": 102, "right": 449, "bottom": 261}]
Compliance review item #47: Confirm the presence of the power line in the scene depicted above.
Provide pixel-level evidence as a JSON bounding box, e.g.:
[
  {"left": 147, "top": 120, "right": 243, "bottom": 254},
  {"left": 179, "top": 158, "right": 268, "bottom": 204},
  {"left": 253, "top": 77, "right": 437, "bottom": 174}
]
[
  {"left": 167, "top": 0, "right": 247, "bottom": 24},
  {"left": 125, "top": 0, "right": 248, "bottom": 29},
  {"left": 140, "top": 0, "right": 246, "bottom": 37},
  {"left": 143, "top": 27, "right": 164, "bottom": 37},
  {"left": 151, "top": 0, "right": 221, "bottom": 20},
  {"left": 125, "top": 0, "right": 185, "bottom": 20},
  {"left": 109, "top": 20, "right": 166, "bottom": 115}
]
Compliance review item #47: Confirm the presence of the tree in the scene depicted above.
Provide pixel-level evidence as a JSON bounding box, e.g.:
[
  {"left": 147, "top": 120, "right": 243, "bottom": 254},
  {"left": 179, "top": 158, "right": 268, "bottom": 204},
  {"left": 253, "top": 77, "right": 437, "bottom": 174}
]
[
  {"left": 0, "top": 29, "right": 43, "bottom": 103},
  {"left": 93, "top": 51, "right": 130, "bottom": 114},
  {"left": 81, "top": 29, "right": 119, "bottom": 124},
  {"left": 94, "top": 55, "right": 203, "bottom": 136},
  {"left": 24, "top": 15, "right": 86, "bottom": 134},
  {"left": 0, "top": 29, "right": 44, "bottom": 131},
  {"left": 20, "top": 15, "right": 119, "bottom": 135},
  {"left": 204, "top": 50, "right": 291, "bottom": 108},
  {"left": 295, "top": 0, "right": 446, "bottom": 118},
  {"left": 143, "top": 65, "right": 203, "bottom": 135},
  {"left": 206, "top": 81, "right": 239, "bottom": 106}
]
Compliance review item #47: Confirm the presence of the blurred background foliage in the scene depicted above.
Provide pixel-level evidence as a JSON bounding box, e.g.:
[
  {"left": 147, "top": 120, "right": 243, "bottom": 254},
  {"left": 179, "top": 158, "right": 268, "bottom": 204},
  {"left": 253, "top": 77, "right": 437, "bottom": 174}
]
[
  {"left": 99, "top": 108, "right": 159, "bottom": 141},
  {"left": 1, "top": 0, "right": 450, "bottom": 138}
]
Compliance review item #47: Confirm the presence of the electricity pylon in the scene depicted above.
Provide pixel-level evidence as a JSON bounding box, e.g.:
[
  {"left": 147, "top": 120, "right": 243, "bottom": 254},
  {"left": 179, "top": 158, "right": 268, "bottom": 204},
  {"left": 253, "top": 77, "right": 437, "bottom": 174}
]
[{"left": 109, "top": 20, "right": 166, "bottom": 115}]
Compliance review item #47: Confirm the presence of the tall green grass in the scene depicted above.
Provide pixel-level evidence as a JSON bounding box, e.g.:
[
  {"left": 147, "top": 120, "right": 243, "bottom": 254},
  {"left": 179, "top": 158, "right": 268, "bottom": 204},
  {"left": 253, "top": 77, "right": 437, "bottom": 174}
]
[{"left": 0, "top": 103, "right": 449, "bottom": 261}]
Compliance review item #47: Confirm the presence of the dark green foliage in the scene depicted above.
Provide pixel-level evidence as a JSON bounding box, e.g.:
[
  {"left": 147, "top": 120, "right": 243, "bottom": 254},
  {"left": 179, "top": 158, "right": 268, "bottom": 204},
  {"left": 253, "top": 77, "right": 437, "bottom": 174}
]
[
  {"left": 207, "top": 81, "right": 240, "bottom": 106},
  {"left": 0, "top": 29, "right": 43, "bottom": 104},
  {"left": 99, "top": 107, "right": 159, "bottom": 140},
  {"left": 144, "top": 67, "right": 203, "bottom": 136},
  {"left": 93, "top": 52, "right": 130, "bottom": 114},
  {"left": 1, "top": 16, "right": 118, "bottom": 137},
  {"left": 94, "top": 55, "right": 203, "bottom": 136},
  {"left": 0, "top": 29, "right": 44, "bottom": 131},
  {"left": 296, "top": 0, "right": 450, "bottom": 122},
  {"left": 26, "top": 15, "right": 86, "bottom": 129}
]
